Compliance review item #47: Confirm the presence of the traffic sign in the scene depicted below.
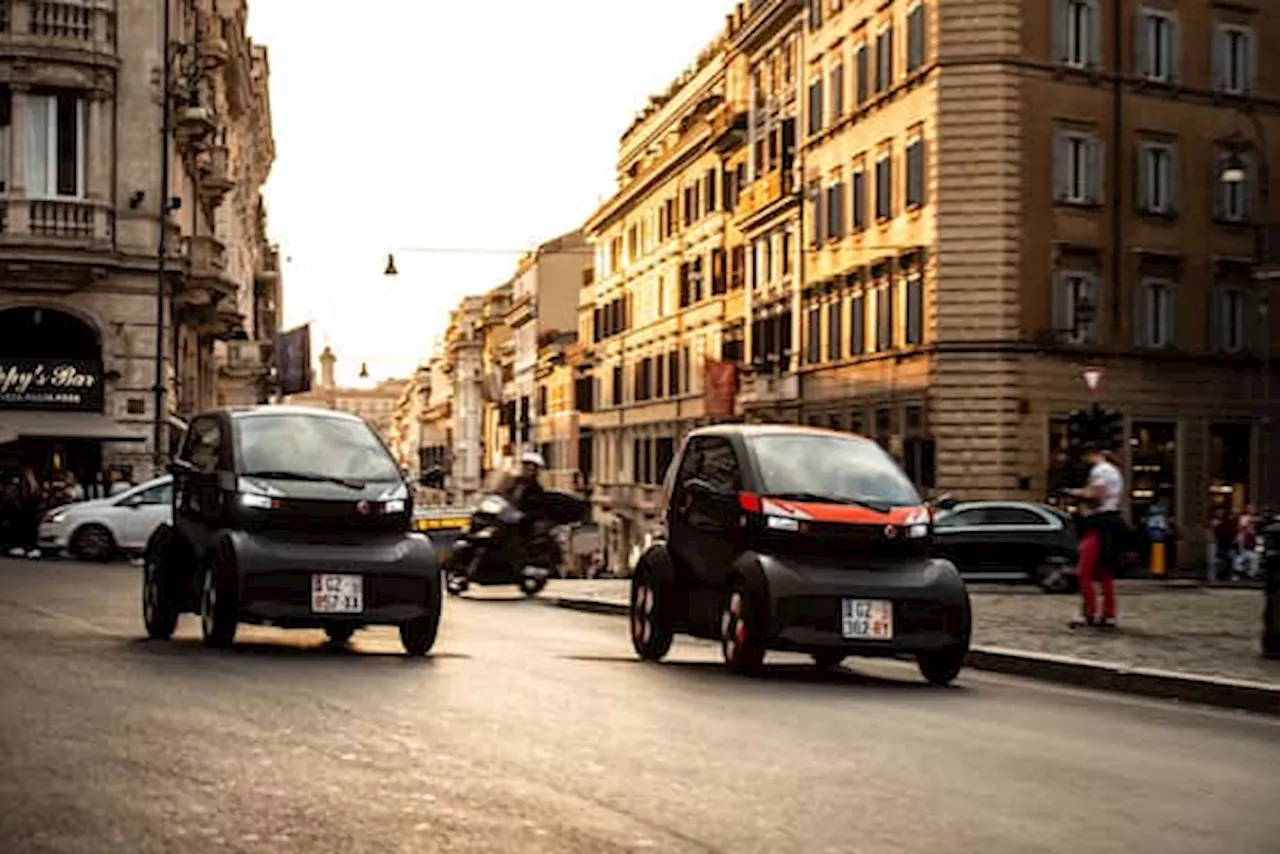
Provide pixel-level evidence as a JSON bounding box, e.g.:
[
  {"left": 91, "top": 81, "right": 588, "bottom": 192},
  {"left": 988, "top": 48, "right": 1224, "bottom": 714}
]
[{"left": 1081, "top": 365, "right": 1104, "bottom": 393}]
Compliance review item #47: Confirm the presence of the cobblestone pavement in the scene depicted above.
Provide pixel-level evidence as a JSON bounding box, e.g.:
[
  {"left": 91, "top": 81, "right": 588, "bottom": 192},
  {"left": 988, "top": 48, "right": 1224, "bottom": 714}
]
[{"left": 544, "top": 579, "right": 1280, "bottom": 687}]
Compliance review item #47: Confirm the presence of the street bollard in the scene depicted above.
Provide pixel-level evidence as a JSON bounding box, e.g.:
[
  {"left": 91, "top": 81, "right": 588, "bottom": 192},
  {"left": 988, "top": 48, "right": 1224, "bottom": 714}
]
[
  {"left": 1150, "top": 541, "right": 1166, "bottom": 576},
  {"left": 1260, "top": 518, "right": 1280, "bottom": 659}
]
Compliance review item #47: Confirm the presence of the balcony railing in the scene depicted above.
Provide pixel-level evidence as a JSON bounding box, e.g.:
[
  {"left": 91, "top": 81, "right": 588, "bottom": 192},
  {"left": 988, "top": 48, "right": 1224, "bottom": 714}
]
[
  {"left": 30, "top": 1, "right": 91, "bottom": 39},
  {"left": 29, "top": 198, "right": 91, "bottom": 237},
  {"left": 0, "top": 196, "right": 113, "bottom": 245},
  {"left": 0, "top": 0, "right": 114, "bottom": 45}
]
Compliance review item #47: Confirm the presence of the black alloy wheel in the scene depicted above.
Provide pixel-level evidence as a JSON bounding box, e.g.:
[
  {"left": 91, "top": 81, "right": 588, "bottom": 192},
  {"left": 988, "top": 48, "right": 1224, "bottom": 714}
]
[
  {"left": 142, "top": 546, "right": 178, "bottom": 640},
  {"left": 71, "top": 524, "right": 115, "bottom": 562},
  {"left": 721, "top": 580, "right": 766, "bottom": 676},
  {"left": 630, "top": 557, "right": 674, "bottom": 662},
  {"left": 811, "top": 651, "right": 846, "bottom": 671},
  {"left": 324, "top": 625, "right": 355, "bottom": 645},
  {"left": 916, "top": 647, "right": 967, "bottom": 686},
  {"left": 199, "top": 556, "right": 238, "bottom": 649},
  {"left": 1035, "top": 555, "right": 1079, "bottom": 594},
  {"left": 400, "top": 578, "right": 443, "bottom": 657}
]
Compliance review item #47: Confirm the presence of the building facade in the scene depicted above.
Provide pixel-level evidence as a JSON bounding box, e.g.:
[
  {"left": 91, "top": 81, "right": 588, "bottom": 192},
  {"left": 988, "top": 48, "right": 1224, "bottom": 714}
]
[
  {"left": 0, "top": 0, "right": 278, "bottom": 487},
  {"left": 507, "top": 229, "right": 590, "bottom": 458},
  {"left": 791, "top": 0, "right": 1279, "bottom": 562},
  {"left": 581, "top": 9, "right": 755, "bottom": 571}
]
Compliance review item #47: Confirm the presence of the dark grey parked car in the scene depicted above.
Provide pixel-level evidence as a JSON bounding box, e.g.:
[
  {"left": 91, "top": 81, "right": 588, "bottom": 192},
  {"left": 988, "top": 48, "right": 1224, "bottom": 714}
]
[{"left": 932, "top": 501, "right": 1079, "bottom": 593}]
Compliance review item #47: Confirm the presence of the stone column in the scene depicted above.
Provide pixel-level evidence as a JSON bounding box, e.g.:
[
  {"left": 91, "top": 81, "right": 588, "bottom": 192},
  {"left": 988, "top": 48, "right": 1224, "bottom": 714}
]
[
  {"left": 7, "top": 86, "right": 30, "bottom": 234},
  {"left": 85, "top": 93, "right": 111, "bottom": 202}
]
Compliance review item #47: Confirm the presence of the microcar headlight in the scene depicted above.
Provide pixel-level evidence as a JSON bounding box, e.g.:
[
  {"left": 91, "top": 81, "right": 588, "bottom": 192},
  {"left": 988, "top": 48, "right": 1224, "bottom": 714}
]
[
  {"left": 237, "top": 477, "right": 282, "bottom": 510},
  {"left": 378, "top": 483, "right": 409, "bottom": 514}
]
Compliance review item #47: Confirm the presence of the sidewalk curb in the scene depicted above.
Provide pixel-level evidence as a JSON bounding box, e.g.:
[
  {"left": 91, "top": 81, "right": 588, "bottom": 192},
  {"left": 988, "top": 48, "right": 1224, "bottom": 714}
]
[{"left": 547, "top": 597, "right": 1280, "bottom": 717}]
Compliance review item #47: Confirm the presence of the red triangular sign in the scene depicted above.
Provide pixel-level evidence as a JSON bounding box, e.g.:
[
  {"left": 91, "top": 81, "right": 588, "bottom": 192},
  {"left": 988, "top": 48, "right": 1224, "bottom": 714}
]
[{"left": 1082, "top": 366, "right": 1104, "bottom": 393}]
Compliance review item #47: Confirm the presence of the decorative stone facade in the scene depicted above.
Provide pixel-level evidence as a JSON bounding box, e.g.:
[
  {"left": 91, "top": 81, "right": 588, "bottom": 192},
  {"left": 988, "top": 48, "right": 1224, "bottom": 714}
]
[{"left": 0, "top": 0, "right": 279, "bottom": 484}]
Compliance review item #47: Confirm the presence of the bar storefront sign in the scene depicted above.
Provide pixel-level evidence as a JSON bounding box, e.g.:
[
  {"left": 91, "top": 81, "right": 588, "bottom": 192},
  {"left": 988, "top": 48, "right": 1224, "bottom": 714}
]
[{"left": 0, "top": 359, "right": 104, "bottom": 411}]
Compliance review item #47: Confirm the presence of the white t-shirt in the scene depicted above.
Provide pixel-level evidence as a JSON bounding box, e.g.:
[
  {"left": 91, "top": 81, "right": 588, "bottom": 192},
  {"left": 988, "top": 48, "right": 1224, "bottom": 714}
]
[{"left": 1087, "top": 461, "right": 1124, "bottom": 513}]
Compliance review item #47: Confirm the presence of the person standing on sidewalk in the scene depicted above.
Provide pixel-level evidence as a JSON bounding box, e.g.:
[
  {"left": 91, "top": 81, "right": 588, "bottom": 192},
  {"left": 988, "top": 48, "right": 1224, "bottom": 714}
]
[{"left": 1068, "top": 444, "right": 1126, "bottom": 629}]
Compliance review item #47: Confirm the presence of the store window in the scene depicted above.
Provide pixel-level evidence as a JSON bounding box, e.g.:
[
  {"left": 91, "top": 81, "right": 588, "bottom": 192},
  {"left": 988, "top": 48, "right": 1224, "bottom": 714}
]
[
  {"left": 1129, "top": 419, "right": 1177, "bottom": 523},
  {"left": 1045, "top": 417, "right": 1086, "bottom": 511},
  {"left": 1208, "top": 422, "right": 1252, "bottom": 515}
]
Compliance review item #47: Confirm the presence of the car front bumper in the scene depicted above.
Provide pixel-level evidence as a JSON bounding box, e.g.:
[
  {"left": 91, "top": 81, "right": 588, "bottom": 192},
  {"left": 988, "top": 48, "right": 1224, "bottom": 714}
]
[
  {"left": 227, "top": 531, "right": 439, "bottom": 628},
  {"left": 37, "top": 521, "right": 71, "bottom": 552},
  {"left": 758, "top": 555, "right": 970, "bottom": 656}
]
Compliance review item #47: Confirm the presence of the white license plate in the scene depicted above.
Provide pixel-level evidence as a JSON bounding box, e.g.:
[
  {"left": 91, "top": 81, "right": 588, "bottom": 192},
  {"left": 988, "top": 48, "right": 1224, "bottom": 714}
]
[
  {"left": 311, "top": 574, "right": 363, "bottom": 614},
  {"left": 841, "top": 599, "right": 893, "bottom": 640}
]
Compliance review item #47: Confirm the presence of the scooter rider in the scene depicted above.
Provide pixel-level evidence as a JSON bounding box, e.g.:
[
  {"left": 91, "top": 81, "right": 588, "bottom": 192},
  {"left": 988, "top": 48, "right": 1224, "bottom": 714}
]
[{"left": 499, "top": 451, "right": 548, "bottom": 526}]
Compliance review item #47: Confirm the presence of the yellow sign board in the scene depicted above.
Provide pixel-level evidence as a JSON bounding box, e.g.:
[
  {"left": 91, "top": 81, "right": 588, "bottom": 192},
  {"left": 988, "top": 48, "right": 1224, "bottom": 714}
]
[{"left": 415, "top": 517, "right": 469, "bottom": 532}]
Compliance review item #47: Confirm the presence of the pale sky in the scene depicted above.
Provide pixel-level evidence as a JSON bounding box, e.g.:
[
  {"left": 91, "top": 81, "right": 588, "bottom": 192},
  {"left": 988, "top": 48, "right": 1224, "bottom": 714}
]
[{"left": 246, "top": 0, "right": 733, "bottom": 388}]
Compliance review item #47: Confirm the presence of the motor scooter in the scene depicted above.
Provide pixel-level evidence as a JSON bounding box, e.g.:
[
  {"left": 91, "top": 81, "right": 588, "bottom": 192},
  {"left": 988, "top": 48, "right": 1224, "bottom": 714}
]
[{"left": 445, "top": 490, "right": 589, "bottom": 597}]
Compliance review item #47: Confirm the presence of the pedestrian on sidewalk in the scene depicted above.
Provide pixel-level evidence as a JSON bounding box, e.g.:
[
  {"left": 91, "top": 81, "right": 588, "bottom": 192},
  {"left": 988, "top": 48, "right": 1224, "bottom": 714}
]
[
  {"left": 1067, "top": 444, "right": 1126, "bottom": 629},
  {"left": 1236, "top": 505, "right": 1260, "bottom": 580}
]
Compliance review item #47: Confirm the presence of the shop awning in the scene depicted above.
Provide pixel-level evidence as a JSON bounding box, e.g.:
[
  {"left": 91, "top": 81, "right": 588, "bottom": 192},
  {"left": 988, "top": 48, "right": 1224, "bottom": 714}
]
[{"left": 0, "top": 412, "right": 149, "bottom": 445}]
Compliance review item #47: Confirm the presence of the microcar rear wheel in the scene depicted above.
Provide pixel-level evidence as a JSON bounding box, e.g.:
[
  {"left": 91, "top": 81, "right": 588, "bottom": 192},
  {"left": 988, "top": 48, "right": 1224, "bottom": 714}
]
[
  {"left": 917, "top": 647, "right": 967, "bottom": 686},
  {"left": 324, "top": 625, "right": 355, "bottom": 645},
  {"left": 199, "top": 557, "right": 238, "bottom": 650},
  {"left": 141, "top": 543, "right": 178, "bottom": 640},
  {"left": 401, "top": 579, "right": 443, "bottom": 656},
  {"left": 811, "top": 651, "right": 845, "bottom": 671},
  {"left": 630, "top": 556, "right": 674, "bottom": 662},
  {"left": 721, "top": 580, "right": 765, "bottom": 676}
]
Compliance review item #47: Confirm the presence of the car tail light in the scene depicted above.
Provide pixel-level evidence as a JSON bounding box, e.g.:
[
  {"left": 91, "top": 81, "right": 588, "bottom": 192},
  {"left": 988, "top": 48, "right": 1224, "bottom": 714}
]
[{"left": 738, "top": 492, "right": 761, "bottom": 514}]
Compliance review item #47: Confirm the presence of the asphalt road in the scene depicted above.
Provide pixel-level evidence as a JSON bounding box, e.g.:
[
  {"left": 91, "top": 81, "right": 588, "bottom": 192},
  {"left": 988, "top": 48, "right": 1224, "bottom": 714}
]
[{"left": 1, "top": 559, "right": 1278, "bottom": 854}]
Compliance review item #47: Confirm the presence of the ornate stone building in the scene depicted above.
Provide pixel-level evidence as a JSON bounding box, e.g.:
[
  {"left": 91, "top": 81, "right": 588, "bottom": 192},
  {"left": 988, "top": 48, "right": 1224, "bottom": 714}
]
[{"left": 0, "top": 0, "right": 279, "bottom": 485}]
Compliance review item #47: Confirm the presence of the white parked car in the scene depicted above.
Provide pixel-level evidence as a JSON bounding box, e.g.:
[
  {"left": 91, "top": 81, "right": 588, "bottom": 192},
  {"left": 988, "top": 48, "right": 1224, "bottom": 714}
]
[{"left": 38, "top": 476, "right": 173, "bottom": 562}]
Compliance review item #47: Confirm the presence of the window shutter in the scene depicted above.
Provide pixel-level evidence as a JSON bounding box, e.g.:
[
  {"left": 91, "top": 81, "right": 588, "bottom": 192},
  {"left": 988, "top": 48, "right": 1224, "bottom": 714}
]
[
  {"left": 1244, "top": 30, "right": 1256, "bottom": 95},
  {"left": 819, "top": 184, "right": 829, "bottom": 241},
  {"left": 1086, "top": 275, "right": 1101, "bottom": 342},
  {"left": 1051, "top": 272, "right": 1070, "bottom": 335},
  {"left": 1086, "top": 0, "right": 1101, "bottom": 68},
  {"left": 1168, "top": 145, "right": 1180, "bottom": 215},
  {"left": 1249, "top": 292, "right": 1267, "bottom": 355},
  {"left": 1212, "top": 26, "right": 1226, "bottom": 91},
  {"left": 908, "top": 5, "right": 925, "bottom": 71},
  {"left": 1086, "top": 138, "right": 1104, "bottom": 204},
  {"left": 1164, "top": 285, "right": 1177, "bottom": 348},
  {"left": 1133, "top": 13, "right": 1149, "bottom": 78},
  {"left": 1135, "top": 144, "right": 1150, "bottom": 213},
  {"left": 856, "top": 47, "right": 868, "bottom": 104},
  {"left": 1052, "top": 0, "right": 1069, "bottom": 64},
  {"left": 886, "top": 25, "right": 895, "bottom": 85},
  {"left": 1243, "top": 153, "right": 1256, "bottom": 220},
  {"left": 1209, "top": 289, "right": 1223, "bottom": 352},
  {"left": 1169, "top": 14, "right": 1181, "bottom": 83},
  {"left": 835, "top": 182, "right": 846, "bottom": 237},
  {"left": 1134, "top": 280, "right": 1150, "bottom": 347},
  {"left": 1052, "top": 131, "right": 1068, "bottom": 202},
  {"left": 851, "top": 294, "right": 865, "bottom": 354},
  {"left": 1212, "top": 151, "right": 1227, "bottom": 219}
]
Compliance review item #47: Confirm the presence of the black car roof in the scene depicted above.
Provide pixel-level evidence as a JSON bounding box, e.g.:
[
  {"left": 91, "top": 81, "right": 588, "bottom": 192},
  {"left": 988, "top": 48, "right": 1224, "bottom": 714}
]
[
  {"left": 687, "top": 423, "right": 877, "bottom": 444},
  {"left": 214, "top": 405, "right": 365, "bottom": 424}
]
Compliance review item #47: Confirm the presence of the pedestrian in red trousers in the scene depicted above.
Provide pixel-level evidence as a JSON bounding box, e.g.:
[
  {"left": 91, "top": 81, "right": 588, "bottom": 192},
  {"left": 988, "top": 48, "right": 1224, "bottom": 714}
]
[{"left": 1068, "top": 444, "right": 1126, "bottom": 629}]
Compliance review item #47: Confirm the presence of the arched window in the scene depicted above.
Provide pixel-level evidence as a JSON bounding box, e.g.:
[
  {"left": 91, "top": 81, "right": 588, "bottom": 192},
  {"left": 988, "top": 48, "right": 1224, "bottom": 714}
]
[{"left": 0, "top": 306, "right": 101, "bottom": 359}]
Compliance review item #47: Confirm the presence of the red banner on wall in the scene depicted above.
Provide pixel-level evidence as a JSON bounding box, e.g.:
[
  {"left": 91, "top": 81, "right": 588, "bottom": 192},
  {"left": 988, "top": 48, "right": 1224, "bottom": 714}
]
[{"left": 704, "top": 359, "right": 739, "bottom": 419}]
